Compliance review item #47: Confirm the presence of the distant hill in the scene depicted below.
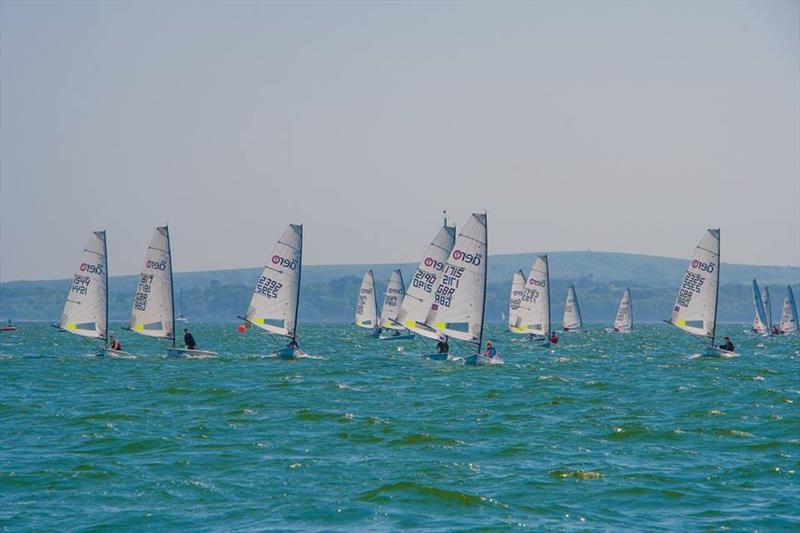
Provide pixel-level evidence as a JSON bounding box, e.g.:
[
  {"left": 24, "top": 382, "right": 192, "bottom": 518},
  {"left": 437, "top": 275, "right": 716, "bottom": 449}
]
[{"left": 2, "top": 251, "right": 798, "bottom": 323}]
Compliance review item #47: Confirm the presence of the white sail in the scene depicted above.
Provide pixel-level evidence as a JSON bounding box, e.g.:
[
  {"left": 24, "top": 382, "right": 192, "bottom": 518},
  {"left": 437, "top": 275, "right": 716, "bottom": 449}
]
[
  {"left": 246, "top": 224, "right": 303, "bottom": 339},
  {"left": 779, "top": 286, "right": 798, "bottom": 333},
  {"left": 510, "top": 256, "right": 551, "bottom": 336},
  {"left": 60, "top": 231, "right": 107, "bottom": 340},
  {"left": 668, "top": 229, "right": 720, "bottom": 339},
  {"left": 762, "top": 287, "right": 773, "bottom": 331},
  {"left": 130, "top": 226, "right": 174, "bottom": 341},
  {"left": 395, "top": 223, "right": 456, "bottom": 340},
  {"left": 425, "top": 213, "right": 487, "bottom": 345},
  {"left": 380, "top": 269, "right": 406, "bottom": 329},
  {"left": 354, "top": 270, "right": 378, "bottom": 329},
  {"left": 562, "top": 285, "right": 583, "bottom": 331},
  {"left": 614, "top": 288, "right": 633, "bottom": 332},
  {"left": 508, "top": 270, "right": 525, "bottom": 332},
  {"left": 751, "top": 279, "right": 769, "bottom": 334}
]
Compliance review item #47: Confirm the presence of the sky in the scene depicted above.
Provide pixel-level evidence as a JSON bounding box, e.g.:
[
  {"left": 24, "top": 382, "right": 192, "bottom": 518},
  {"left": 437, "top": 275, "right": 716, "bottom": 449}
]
[{"left": 1, "top": 0, "right": 798, "bottom": 281}]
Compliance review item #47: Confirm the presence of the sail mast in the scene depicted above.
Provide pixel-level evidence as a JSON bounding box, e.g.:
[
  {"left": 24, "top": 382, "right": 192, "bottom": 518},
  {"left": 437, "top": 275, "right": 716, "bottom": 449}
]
[
  {"left": 165, "top": 225, "right": 176, "bottom": 348},
  {"left": 477, "top": 212, "right": 488, "bottom": 355},
  {"left": 711, "top": 228, "right": 720, "bottom": 346},
  {"left": 103, "top": 230, "right": 109, "bottom": 349},
  {"left": 293, "top": 224, "right": 303, "bottom": 343},
  {"left": 546, "top": 255, "right": 551, "bottom": 337}
]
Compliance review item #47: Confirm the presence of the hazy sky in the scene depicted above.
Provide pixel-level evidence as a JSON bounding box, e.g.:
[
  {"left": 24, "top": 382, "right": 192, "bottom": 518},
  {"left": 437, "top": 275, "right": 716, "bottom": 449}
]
[{"left": 1, "top": 0, "right": 798, "bottom": 281}]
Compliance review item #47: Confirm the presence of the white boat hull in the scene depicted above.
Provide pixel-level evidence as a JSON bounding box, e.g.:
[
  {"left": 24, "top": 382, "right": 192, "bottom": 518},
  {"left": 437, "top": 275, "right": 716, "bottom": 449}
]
[
  {"left": 379, "top": 333, "right": 415, "bottom": 341},
  {"left": 167, "top": 347, "right": 218, "bottom": 358},
  {"left": 464, "top": 354, "right": 503, "bottom": 366},
  {"left": 99, "top": 348, "right": 135, "bottom": 358},
  {"left": 702, "top": 347, "right": 737, "bottom": 358}
]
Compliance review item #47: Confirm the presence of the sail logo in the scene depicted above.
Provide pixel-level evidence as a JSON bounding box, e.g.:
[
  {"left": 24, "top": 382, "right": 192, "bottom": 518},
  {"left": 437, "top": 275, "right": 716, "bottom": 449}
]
[
  {"left": 452, "top": 250, "right": 482, "bottom": 266},
  {"left": 387, "top": 287, "right": 401, "bottom": 294},
  {"left": 528, "top": 278, "right": 546, "bottom": 287},
  {"left": 271, "top": 255, "right": 297, "bottom": 270},
  {"left": 423, "top": 257, "right": 445, "bottom": 271},
  {"left": 146, "top": 259, "right": 167, "bottom": 271},
  {"left": 360, "top": 287, "right": 373, "bottom": 295},
  {"left": 79, "top": 263, "right": 104, "bottom": 275},
  {"left": 690, "top": 260, "right": 715, "bottom": 273}
]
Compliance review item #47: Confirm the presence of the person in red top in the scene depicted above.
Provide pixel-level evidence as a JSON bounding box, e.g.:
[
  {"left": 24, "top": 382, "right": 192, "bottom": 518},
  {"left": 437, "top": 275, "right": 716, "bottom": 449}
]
[
  {"left": 109, "top": 335, "right": 122, "bottom": 351},
  {"left": 549, "top": 331, "right": 559, "bottom": 344}
]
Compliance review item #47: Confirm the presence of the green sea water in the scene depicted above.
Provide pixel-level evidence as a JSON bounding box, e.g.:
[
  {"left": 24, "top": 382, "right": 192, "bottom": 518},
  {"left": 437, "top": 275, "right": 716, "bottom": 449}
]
[{"left": 1, "top": 323, "right": 798, "bottom": 531}]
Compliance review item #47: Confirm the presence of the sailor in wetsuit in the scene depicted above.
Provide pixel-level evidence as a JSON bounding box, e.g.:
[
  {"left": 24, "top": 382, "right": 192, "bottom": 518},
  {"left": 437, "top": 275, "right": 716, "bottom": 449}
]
[
  {"left": 719, "top": 336, "right": 735, "bottom": 352},
  {"left": 436, "top": 338, "right": 449, "bottom": 354},
  {"left": 183, "top": 328, "right": 197, "bottom": 350}
]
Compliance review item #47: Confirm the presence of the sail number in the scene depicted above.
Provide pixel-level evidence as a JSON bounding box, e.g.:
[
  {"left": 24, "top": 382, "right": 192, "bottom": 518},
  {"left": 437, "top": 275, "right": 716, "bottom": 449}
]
[
  {"left": 134, "top": 274, "right": 154, "bottom": 311},
  {"left": 71, "top": 274, "right": 91, "bottom": 295},
  {"left": 255, "top": 276, "right": 282, "bottom": 299},
  {"left": 433, "top": 265, "right": 463, "bottom": 308},
  {"left": 412, "top": 270, "right": 438, "bottom": 293},
  {"left": 677, "top": 271, "right": 705, "bottom": 308}
]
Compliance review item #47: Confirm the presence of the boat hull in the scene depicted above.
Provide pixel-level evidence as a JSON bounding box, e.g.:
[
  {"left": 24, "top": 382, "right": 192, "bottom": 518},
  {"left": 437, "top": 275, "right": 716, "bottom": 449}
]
[
  {"left": 98, "top": 348, "right": 135, "bottom": 358},
  {"left": 276, "top": 347, "right": 305, "bottom": 360},
  {"left": 465, "top": 354, "right": 502, "bottom": 366},
  {"left": 702, "top": 347, "right": 736, "bottom": 358},
  {"left": 0, "top": 326, "right": 17, "bottom": 332},
  {"left": 379, "top": 334, "right": 415, "bottom": 341},
  {"left": 422, "top": 352, "right": 449, "bottom": 361},
  {"left": 167, "top": 347, "right": 218, "bottom": 358}
]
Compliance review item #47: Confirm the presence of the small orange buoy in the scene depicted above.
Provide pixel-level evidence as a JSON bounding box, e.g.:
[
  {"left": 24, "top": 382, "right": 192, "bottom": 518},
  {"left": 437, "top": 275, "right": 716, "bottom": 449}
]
[{"left": 237, "top": 324, "right": 247, "bottom": 333}]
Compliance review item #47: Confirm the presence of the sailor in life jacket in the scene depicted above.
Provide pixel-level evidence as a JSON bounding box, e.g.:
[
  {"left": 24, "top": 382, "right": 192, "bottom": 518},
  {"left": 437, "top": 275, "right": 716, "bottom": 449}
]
[{"left": 485, "top": 340, "right": 497, "bottom": 359}]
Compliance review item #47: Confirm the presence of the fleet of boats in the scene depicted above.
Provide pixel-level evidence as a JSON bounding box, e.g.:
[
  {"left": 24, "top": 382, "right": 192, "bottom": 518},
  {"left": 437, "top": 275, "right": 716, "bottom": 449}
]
[{"left": 24, "top": 220, "right": 796, "bottom": 360}]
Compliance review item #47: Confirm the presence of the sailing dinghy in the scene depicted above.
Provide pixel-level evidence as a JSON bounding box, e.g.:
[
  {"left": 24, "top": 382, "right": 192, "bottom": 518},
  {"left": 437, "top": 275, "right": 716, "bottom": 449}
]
[
  {"left": 509, "top": 256, "right": 552, "bottom": 345},
  {"left": 379, "top": 269, "right": 414, "bottom": 340},
  {"left": 508, "top": 270, "right": 525, "bottom": 333},
  {"left": 241, "top": 224, "right": 305, "bottom": 359},
  {"left": 606, "top": 288, "right": 632, "bottom": 333},
  {"left": 57, "top": 231, "right": 131, "bottom": 357},
  {"left": 779, "top": 286, "right": 798, "bottom": 334},
  {"left": 354, "top": 270, "right": 381, "bottom": 337},
  {"left": 666, "top": 229, "right": 733, "bottom": 357},
  {"left": 423, "top": 213, "right": 497, "bottom": 365},
  {"left": 176, "top": 288, "right": 189, "bottom": 324},
  {"left": 751, "top": 279, "right": 770, "bottom": 335},
  {"left": 562, "top": 285, "right": 583, "bottom": 332},
  {"left": 129, "top": 226, "right": 216, "bottom": 357},
  {"left": 393, "top": 218, "right": 456, "bottom": 360}
]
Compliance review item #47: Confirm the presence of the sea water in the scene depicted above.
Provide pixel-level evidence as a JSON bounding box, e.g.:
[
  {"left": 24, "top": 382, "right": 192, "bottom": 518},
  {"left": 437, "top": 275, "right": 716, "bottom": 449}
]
[{"left": 1, "top": 324, "right": 798, "bottom": 530}]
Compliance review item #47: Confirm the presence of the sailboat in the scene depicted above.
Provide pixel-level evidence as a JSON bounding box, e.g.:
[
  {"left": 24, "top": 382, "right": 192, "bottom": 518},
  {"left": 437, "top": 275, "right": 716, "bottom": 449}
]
[
  {"left": 241, "top": 224, "right": 304, "bottom": 359},
  {"left": 394, "top": 218, "right": 456, "bottom": 357},
  {"left": 423, "top": 213, "right": 495, "bottom": 365},
  {"left": 562, "top": 285, "right": 583, "bottom": 331},
  {"left": 57, "top": 231, "right": 130, "bottom": 357},
  {"left": 379, "top": 269, "right": 414, "bottom": 340},
  {"left": 509, "top": 256, "right": 552, "bottom": 344},
  {"left": 666, "top": 228, "right": 732, "bottom": 357},
  {"left": 176, "top": 288, "right": 189, "bottom": 324},
  {"left": 129, "top": 226, "right": 216, "bottom": 357},
  {"left": 762, "top": 286, "right": 774, "bottom": 334},
  {"left": 607, "top": 288, "right": 632, "bottom": 333},
  {"left": 779, "top": 286, "right": 798, "bottom": 334},
  {"left": 354, "top": 270, "right": 381, "bottom": 337},
  {"left": 751, "top": 279, "right": 770, "bottom": 335}
]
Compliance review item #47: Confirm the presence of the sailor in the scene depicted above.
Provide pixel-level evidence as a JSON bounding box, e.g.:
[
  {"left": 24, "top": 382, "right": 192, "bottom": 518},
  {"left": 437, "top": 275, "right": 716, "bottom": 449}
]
[
  {"left": 485, "top": 340, "right": 497, "bottom": 359},
  {"left": 183, "top": 328, "right": 197, "bottom": 350},
  {"left": 287, "top": 338, "right": 298, "bottom": 349},
  {"left": 549, "top": 331, "right": 559, "bottom": 344},
  {"left": 436, "top": 337, "right": 449, "bottom": 354},
  {"left": 719, "top": 336, "right": 735, "bottom": 352},
  {"left": 109, "top": 335, "right": 122, "bottom": 351}
]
